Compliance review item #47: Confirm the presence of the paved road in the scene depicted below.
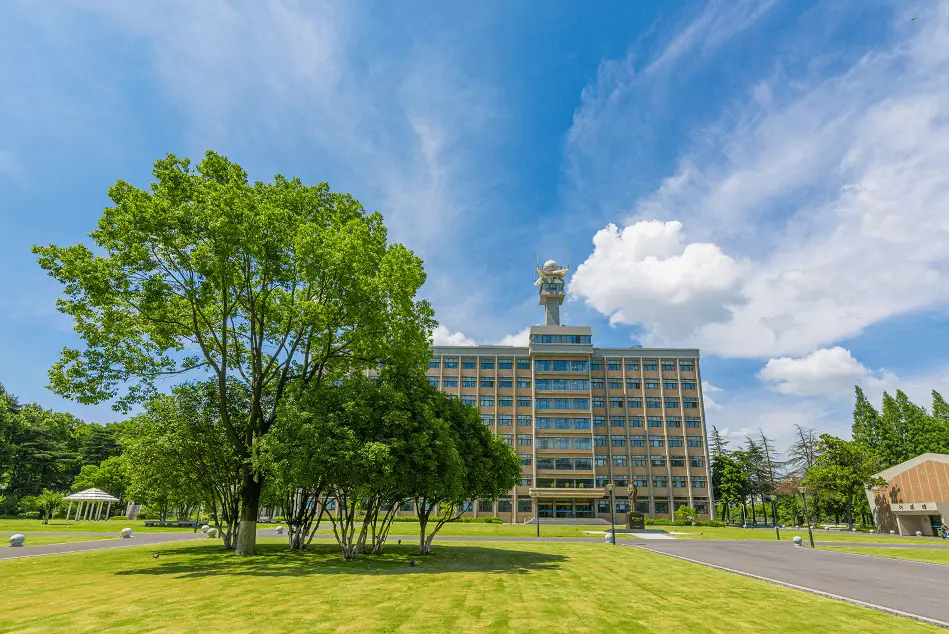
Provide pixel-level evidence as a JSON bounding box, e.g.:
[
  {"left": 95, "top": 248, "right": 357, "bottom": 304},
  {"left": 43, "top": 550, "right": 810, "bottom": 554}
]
[
  {"left": 635, "top": 540, "right": 949, "bottom": 626},
  {"left": 0, "top": 532, "right": 207, "bottom": 560}
]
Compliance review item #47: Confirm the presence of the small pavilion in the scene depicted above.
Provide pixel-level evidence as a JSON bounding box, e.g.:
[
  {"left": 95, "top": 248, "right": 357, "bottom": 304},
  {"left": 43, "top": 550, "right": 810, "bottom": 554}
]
[{"left": 64, "top": 488, "right": 121, "bottom": 521}]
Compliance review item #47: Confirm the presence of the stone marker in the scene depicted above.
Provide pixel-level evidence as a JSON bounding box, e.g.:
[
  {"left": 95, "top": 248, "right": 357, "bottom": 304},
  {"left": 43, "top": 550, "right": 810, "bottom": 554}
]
[
  {"left": 121, "top": 528, "right": 133, "bottom": 539},
  {"left": 276, "top": 526, "right": 284, "bottom": 535},
  {"left": 9, "top": 534, "right": 25, "bottom": 547}
]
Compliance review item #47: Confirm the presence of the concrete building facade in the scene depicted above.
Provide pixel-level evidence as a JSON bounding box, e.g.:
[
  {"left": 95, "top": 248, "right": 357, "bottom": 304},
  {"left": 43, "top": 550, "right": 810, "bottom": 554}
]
[
  {"left": 421, "top": 259, "right": 714, "bottom": 523},
  {"left": 866, "top": 453, "right": 949, "bottom": 536}
]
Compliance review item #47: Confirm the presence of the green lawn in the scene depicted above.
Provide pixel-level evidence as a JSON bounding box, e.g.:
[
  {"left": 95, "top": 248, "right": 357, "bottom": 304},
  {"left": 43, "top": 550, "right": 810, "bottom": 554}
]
[
  {"left": 3, "top": 534, "right": 119, "bottom": 546},
  {"left": 0, "top": 519, "right": 197, "bottom": 534},
  {"left": 663, "top": 525, "right": 944, "bottom": 544},
  {"left": 325, "top": 522, "right": 632, "bottom": 539},
  {"left": 0, "top": 539, "right": 939, "bottom": 633},
  {"left": 825, "top": 546, "right": 949, "bottom": 566}
]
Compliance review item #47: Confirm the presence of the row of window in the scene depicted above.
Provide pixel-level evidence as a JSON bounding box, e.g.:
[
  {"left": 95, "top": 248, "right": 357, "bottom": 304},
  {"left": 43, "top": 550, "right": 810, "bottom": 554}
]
[
  {"left": 476, "top": 415, "right": 702, "bottom": 428},
  {"left": 522, "top": 474, "right": 708, "bottom": 488},
  {"left": 429, "top": 357, "right": 696, "bottom": 373},
  {"left": 533, "top": 454, "right": 706, "bottom": 469},
  {"left": 534, "top": 379, "right": 589, "bottom": 391},
  {"left": 455, "top": 394, "right": 701, "bottom": 410},
  {"left": 429, "top": 376, "right": 699, "bottom": 392},
  {"left": 383, "top": 497, "right": 710, "bottom": 515},
  {"left": 530, "top": 334, "right": 590, "bottom": 344},
  {"left": 592, "top": 435, "right": 705, "bottom": 448},
  {"left": 500, "top": 433, "right": 704, "bottom": 449},
  {"left": 595, "top": 397, "right": 699, "bottom": 410}
]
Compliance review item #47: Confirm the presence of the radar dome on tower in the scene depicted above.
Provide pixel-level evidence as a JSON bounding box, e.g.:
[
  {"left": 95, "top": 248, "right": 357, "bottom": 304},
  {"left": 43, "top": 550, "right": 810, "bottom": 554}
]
[{"left": 542, "top": 260, "right": 558, "bottom": 271}]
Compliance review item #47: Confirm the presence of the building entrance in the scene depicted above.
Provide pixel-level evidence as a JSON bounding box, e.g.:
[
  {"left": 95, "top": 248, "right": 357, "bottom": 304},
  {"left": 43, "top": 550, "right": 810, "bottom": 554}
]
[{"left": 538, "top": 501, "right": 594, "bottom": 519}]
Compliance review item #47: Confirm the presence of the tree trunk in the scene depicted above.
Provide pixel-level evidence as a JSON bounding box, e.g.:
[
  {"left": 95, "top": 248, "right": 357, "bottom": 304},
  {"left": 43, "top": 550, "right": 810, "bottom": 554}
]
[{"left": 235, "top": 471, "right": 263, "bottom": 556}]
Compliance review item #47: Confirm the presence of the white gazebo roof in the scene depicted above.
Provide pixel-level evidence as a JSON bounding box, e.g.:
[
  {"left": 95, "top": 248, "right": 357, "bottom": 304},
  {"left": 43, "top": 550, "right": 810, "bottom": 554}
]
[{"left": 64, "top": 488, "right": 120, "bottom": 503}]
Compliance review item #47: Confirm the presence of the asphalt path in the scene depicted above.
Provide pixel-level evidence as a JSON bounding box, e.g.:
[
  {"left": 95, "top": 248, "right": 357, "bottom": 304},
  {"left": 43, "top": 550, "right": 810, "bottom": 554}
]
[
  {"left": 0, "top": 531, "right": 207, "bottom": 560},
  {"left": 635, "top": 540, "right": 949, "bottom": 627}
]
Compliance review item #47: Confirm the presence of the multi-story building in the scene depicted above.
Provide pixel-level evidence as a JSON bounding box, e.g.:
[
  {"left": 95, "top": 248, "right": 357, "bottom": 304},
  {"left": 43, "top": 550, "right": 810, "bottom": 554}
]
[{"left": 423, "top": 259, "right": 714, "bottom": 524}]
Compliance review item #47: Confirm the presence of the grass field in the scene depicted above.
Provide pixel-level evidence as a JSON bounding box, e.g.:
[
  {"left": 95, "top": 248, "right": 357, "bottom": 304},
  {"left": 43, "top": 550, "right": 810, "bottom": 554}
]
[
  {"left": 0, "top": 519, "right": 197, "bottom": 534},
  {"left": 3, "top": 534, "right": 120, "bottom": 546},
  {"left": 0, "top": 539, "right": 939, "bottom": 633},
  {"left": 661, "top": 525, "right": 945, "bottom": 544},
  {"left": 824, "top": 546, "right": 949, "bottom": 566}
]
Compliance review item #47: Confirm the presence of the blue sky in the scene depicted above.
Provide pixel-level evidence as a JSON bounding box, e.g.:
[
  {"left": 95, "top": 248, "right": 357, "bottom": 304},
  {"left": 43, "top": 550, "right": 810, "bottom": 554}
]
[{"left": 2, "top": 0, "right": 948, "bottom": 451}]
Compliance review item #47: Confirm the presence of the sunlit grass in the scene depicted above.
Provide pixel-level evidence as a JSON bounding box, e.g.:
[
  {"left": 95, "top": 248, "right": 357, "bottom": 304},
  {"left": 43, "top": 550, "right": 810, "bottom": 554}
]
[
  {"left": 0, "top": 519, "right": 196, "bottom": 534},
  {"left": 824, "top": 546, "right": 949, "bottom": 566},
  {"left": 0, "top": 538, "right": 938, "bottom": 633},
  {"left": 664, "top": 525, "right": 944, "bottom": 544}
]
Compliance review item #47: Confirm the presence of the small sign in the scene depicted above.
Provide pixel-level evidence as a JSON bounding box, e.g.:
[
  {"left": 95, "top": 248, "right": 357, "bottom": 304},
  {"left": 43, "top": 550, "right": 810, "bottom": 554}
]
[{"left": 890, "top": 502, "right": 938, "bottom": 512}]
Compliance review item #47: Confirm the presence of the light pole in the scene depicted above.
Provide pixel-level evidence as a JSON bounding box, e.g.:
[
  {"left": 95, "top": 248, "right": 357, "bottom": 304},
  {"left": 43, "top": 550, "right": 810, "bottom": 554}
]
[
  {"left": 607, "top": 483, "right": 616, "bottom": 545},
  {"left": 798, "top": 486, "right": 815, "bottom": 548}
]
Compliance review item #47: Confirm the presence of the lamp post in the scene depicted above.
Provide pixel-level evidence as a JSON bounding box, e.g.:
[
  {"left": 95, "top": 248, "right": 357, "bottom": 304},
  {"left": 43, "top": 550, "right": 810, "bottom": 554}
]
[
  {"left": 798, "top": 486, "right": 815, "bottom": 548},
  {"left": 607, "top": 483, "right": 616, "bottom": 545}
]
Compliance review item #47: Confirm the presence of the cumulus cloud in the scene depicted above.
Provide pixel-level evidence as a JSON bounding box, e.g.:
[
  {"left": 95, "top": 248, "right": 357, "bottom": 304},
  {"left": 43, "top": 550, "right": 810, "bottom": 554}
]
[
  {"left": 757, "top": 347, "right": 892, "bottom": 397},
  {"left": 570, "top": 220, "right": 748, "bottom": 343},
  {"left": 567, "top": 2, "right": 949, "bottom": 359},
  {"left": 496, "top": 327, "right": 530, "bottom": 347},
  {"left": 701, "top": 380, "right": 723, "bottom": 410},
  {"left": 432, "top": 324, "right": 476, "bottom": 347}
]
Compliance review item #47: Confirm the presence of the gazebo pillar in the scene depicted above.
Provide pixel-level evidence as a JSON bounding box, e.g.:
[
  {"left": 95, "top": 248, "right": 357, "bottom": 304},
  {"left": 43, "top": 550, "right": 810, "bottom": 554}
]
[
  {"left": 66, "top": 502, "right": 73, "bottom": 521},
  {"left": 105, "top": 501, "right": 112, "bottom": 520}
]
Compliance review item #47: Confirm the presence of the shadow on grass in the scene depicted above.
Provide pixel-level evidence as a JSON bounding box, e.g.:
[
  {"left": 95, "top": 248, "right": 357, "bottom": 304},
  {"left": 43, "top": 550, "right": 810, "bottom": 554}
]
[{"left": 114, "top": 542, "right": 566, "bottom": 578}]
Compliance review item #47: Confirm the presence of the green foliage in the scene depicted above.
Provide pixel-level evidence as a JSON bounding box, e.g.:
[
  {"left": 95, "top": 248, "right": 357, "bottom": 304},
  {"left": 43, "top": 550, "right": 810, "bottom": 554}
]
[
  {"left": 804, "top": 434, "right": 883, "bottom": 529},
  {"left": 673, "top": 505, "right": 698, "bottom": 522}
]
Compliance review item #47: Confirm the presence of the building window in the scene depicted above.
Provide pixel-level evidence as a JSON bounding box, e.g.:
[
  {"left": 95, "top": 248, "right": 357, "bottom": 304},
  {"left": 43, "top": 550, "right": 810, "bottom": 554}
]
[
  {"left": 554, "top": 417, "right": 572, "bottom": 430},
  {"left": 498, "top": 415, "right": 513, "bottom": 426},
  {"left": 613, "top": 456, "right": 628, "bottom": 467},
  {"left": 427, "top": 377, "right": 439, "bottom": 388},
  {"left": 593, "top": 416, "right": 605, "bottom": 427},
  {"left": 519, "top": 453, "right": 532, "bottom": 466},
  {"left": 517, "top": 416, "right": 532, "bottom": 427},
  {"left": 499, "top": 397, "right": 513, "bottom": 407},
  {"left": 480, "top": 359, "right": 495, "bottom": 370},
  {"left": 664, "top": 381, "right": 678, "bottom": 391},
  {"left": 644, "top": 380, "right": 659, "bottom": 390},
  {"left": 625, "top": 361, "right": 640, "bottom": 372},
  {"left": 480, "top": 378, "right": 494, "bottom": 388},
  {"left": 597, "top": 498, "right": 610, "bottom": 512},
  {"left": 680, "top": 361, "right": 694, "bottom": 372},
  {"left": 595, "top": 457, "right": 608, "bottom": 467},
  {"left": 536, "top": 437, "right": 553, "bottom": 449},
  {"left": 665, "top": 397, "right": 680, "bottom": 409},
  {"left": 661, "top": 361, "right": 676, "bottom": 372},
  {"left": 628, "top": 397, "right": 642, "bottom": 408},
  {"left": 574, "top": 437, "right": 592, "bottom": 450},
  {"left": 647, "top": 417, "right": 663, "bottom": 428},
  {"left": 592, "top": 397, "right": 605, "bottom": 408},
  {"left": 535, "top": 379, "right": 590, "bottom": 391},
  {"left": 653, "top": 476, "right": 668, "bottom": 488},
  {"left": 462, "top": 358, "right": 476, "bottom": 369},
  {"left": 693, "top": 498, "right": 708, "bottom": 514},
  {"left": 670, "top": 455, "right": 685, "bottom": 468},
  {"left": 556, "top": 457, "right": 573, "bottom": 470},
  {"left": 591, "top": 360, "right": 603, "bottom": 371},
  {"left": 690, "top": 456, "right": 704, "bottom": 468},
  {"left": 480, "top": 397, "right": 494, "bottom": 407},
  {"left": 443, "top": 377, "right": 457, "bottom": 388},
  {"left": 644, "top": 361, "right": 658, "bottom": 372},
  {"left": 537, "top": 457, "right": 554, "bottom": 469},
  {"left": 687, "top": 436, "right": 703, "bottom": 448},
  {"left": 651, "top": 455, "right": 666, "bottom": 468},
  {"left": 615, "top": 497, "right": 629, "bottom": 513},
  {"left": 519, "top": 476, "right": 532, "bottom": 487},
  {"left": 611, "top": 437, "right": 627, "bottom": 447},
  {"left": 444, "top": 357, "right": 458, "bottom": 369},
  {"left": 517, "top": 378, "right": 531, "bottom": 388},
  {"left": 672, "top": 475, "right": 687, "bottom": 488},
  {"left": 498, "top": 378, "right": 513, "bottom": 389},
  {"left": 627, "top": 380, "right": 641, "bottom": 390},
  {"left": 574, "top": 457, "right": 593, "bottom": 470},
  {"left": 611, "top": 417, "right": 625, "bottom": 427},
  {"left": 668, "top": 437, "right": 683, "bottom": 448},
  {"left": 518, "top": 499, "right": 532, "bottom": 513},
  {"left": 462, "top": 396, "right": 475, "bottom": 406},
  {"left": 646, "top": 398, "right": 662, "bottom": 409},
  {"left": 462, "top": 377, "right": 476, "bottom": 388},
  {"left": 691, "top": 476, "right": 707, "bottom": 488},
  {"left": 633, "top": 476, "right": 648, "bottom": 488},
  {"left": 572, "top": 398, "right": 590, "bottom": 409},
  {"left": 631, "top": 455, "right": 647, "bottom": 467},
  {"left": 667, "top": 416, "right": 682, "bottom": 428},
  {"left": 655, "top": 500, "right": 670, "bottom": 514},
  {"left": 591, "top": 379, "right": 604, "bottom": 389},
  {"left": 649, "top": 437, "right": 665, "bottom": 448},
  {"left": 682, "top": 381, "right": 697, "bottom": 390},
  {"left": 400, "top": 501, "right": 414, "bottom": 512},
  {"left": 685, "top": 417, "right": 701, "bottom": 428},
  {"left": 429, "top": 359, "right": 440, "bottom": 369},
  {"left": 536, "top": 417, "right": 551, "bottom": 429},
  {"left": 501, "top": 434, "right": 513, "bottom": 446},
  {"left": 594, "top": 435, "right": 608, "bottom": 447},
  {"left": 607, "top": 360, "right": 621, "bottom": 371},
  {"left": 630, "top": 435, "right": 645, "bottom": 447},
  {"left": 608, "top": 380, "right": 623, "bottom": 390},
  {"left": 481, "top": 415, "right": 494, "bottom": 426},
  {"left": 629, "top": 416, "right": 644, "bottom": 428},
  {"left": 517, "top": 397, "right": 531, "bottom": 407},
  {"left": 498, "top": 359, "right": 513, "bottom": 369},
  {"left": 479, "top": 499, "right": 494, "bottom": 513},
  {"left": 498, "top": 497, "right": 512, "bottom": 512},
  {"left": 683, "top": 398, "right": 699, "bottom": 409},
  {"left": 573, "top": 417, "right": 591, "bottom": 430},
  {"left": 609, "top": 398, "right": 624, "bottom": 409}
]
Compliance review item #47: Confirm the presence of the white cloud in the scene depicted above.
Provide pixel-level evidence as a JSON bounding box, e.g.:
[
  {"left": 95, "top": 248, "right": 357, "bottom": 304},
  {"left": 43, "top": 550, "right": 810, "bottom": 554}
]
[
  {"left": 701, "top": 380, "right": 723, "bottom": 410},
  {"left": 570, "top": 220, "right": 748, "bottom": 342},
  {"left": 432, "top": 324, "right": 476, "bottom": 347},
  {"left": 496, "top": 327, "right": 530, "bottom": 347},
  {"left": 568, "top": 3, "right": 949, "bottom": 358},
  {"left": 757, "top": 347, "right": 895, "bottom": 397}
]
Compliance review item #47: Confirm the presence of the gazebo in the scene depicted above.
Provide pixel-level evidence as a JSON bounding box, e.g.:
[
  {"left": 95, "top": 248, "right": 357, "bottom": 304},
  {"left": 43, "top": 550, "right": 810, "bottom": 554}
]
[{"left": 64, "top": 488, "right": 121, "bottom": 521}]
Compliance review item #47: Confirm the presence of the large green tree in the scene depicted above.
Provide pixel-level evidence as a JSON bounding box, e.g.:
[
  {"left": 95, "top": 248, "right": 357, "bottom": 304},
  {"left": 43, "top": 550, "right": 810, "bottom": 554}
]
[
  {"left": 34, "top": 151, "right": 434, "bottom": 555},
  {"left": 803, "top": 435, "right": 883, "bottom": 529}
]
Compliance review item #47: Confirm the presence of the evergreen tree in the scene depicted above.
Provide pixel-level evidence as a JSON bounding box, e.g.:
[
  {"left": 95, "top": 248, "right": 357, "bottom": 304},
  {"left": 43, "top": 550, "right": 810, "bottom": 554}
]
[{"left": 709, "top": 426, "right": 729, "bottom": 458}]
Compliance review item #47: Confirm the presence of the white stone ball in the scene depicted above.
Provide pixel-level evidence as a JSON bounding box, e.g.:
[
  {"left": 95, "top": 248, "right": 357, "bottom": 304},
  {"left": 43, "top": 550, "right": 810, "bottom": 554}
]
[
  {"left": 792, "top": 535, "right": 803, "bottom": 546},
  {"left": 275, "top": 526, "right": 284, "bottom": 535},
  {"left": 207, "top": 527, "right": 218, "bottom": 538},
  {"left": 604, "top": 532, "right": 614, "bottom": 544},
  {"left": 889, "top": 530, "right": 895, "bottom": 535},
  {"left": 9, "top": 534, "right": 25, "bottom": 547},
  {"left": 851, "top": 528, "right": 856, "bottom": 532},
  {"left": 916, "top": 531, "right": 922, "bottom": 537},
  {"left": 201, "top": 525, "right": 210, "bottom": 534},
  {"left": 120, "top": 528, "right": 133, "bottom": 539}
]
